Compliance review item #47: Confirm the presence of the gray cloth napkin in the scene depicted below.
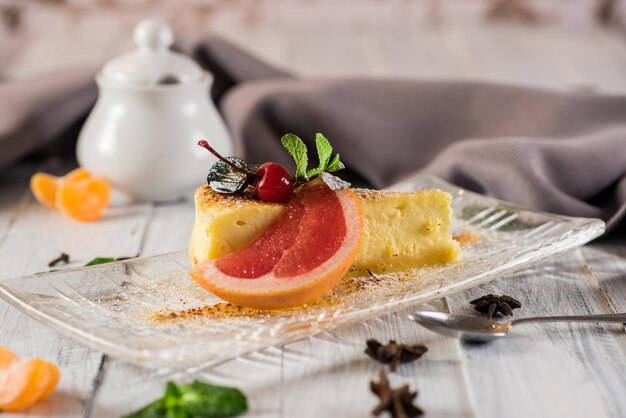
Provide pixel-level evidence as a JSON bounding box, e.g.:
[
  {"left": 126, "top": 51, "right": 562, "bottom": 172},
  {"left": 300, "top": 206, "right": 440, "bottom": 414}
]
[{"left": 2, "top": 37, "right": 625, "bottom": 233}]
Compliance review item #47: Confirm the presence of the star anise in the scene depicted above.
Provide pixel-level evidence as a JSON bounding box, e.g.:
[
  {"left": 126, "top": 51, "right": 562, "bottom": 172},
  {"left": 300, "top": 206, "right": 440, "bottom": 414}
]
[
  {"left": 365, "top": 339, "right": 428, "bottom": 372},
  {"left": 470, "top": 294, "right": 522, "bottom": 319},
  {"left": 370, "top": 369, "right": 424, "bottom": 418}
]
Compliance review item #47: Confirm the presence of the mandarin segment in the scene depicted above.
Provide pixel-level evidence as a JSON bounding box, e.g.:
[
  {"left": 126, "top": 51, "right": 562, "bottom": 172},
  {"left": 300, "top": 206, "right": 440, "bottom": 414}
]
[
  {"left": 62, "top": 167, "right": 92, "bottom": 184},
  {"left": 0, "top": 345, "right": 19, "bottom": 370},
  {"left": 37, "top": 361, "right": 60, "bottom": 401},
  {"left": 56, "top": 177, "right": 111, "bottom": 222},
  {"left": 30, "top": 168, "right": 111, "bottom": 223},
  {"left": 0, "top": 358, "right": 58, "bottom": 412},
  {"left": 30, "top": 173, "right": 59, "bottom": 209}
]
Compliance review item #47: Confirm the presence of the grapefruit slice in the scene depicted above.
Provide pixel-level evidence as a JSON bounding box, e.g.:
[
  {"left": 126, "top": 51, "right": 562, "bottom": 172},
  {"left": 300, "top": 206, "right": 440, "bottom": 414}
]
[{"left": 190, "top": 183, "right": 363, "bottom": 309}]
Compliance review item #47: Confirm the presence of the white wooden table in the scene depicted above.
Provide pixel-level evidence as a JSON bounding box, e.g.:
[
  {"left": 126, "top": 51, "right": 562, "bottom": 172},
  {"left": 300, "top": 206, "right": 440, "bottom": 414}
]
[{"left": 1, "top": 3, "right": 626, "bottom": 417}]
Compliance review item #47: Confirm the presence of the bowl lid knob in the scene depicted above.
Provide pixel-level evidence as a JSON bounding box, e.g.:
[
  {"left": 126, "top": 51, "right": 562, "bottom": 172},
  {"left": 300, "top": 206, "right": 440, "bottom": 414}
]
[
  {"left": 101, "top": 19, "right": 204, "bottom": 86},
  {"left": 133, "top": 19, "right": 174, "bottom": 51}
]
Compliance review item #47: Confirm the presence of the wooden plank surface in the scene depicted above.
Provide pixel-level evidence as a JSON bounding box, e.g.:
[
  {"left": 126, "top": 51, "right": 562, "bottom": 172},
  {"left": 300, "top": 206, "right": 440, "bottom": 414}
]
[
  {"left": 0, "top": 164, "right": 95, "bottom": 418},
  {"left": 1, "top": 162, "right": 625, "bottom": 418},
  {"left": 446, "top": 251, "right": 626, "bottom": 418},
  {"left": 1, "top": 2, "right": 626, "bottom": 417}
]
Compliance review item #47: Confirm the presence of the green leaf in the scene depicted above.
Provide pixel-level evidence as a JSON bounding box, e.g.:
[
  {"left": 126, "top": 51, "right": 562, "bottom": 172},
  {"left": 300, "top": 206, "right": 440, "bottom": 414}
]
[
  {"left": 84, "top": 257, "right": 117, "bottom": 266},
  {"left": 178, "top": 381, "right": 248, "bottom": 418},
  {"left": 164, "top": 382, "right": 181, "bottom": 407},
  {"left": 122, "top": 399, "right": 167, "bottom": 418},
  {"left": 315, "top": 133, "right": 333, "bottom": 169},
  {"left": 125, "top": 381, "right": 248, "bottom": 418},
  {"left": 165, "top": 406, "right": 191, "bottom": 418},
  {"left": 326, "top": 154, "right": 345, "bottom": 172},
  {"left": 315, "top": 133, "right": 332, "bottom": 171},
  {"left": 280, "top": 134, "right": 308, "bottom": 183}
]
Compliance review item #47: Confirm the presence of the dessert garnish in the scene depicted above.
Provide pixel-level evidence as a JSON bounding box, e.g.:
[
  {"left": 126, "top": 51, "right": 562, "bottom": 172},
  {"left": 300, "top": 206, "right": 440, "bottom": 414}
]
[
  {"left": 30, "top": 167, "right": 111, "bottom": 222},
  {"left": 123, "top": 380, "right": 247, "bottom": 418},
  {"left": 0, "top": 345, "right": 60, "bottom": 412},
  {"left": 190, "top": 182, "right": 363, "bottom": 310},
  {"left": 280, "top": 133, "right": 345, "bottom": 185},
  {"left": 470, "top": 294, "right": 522, "bottom": 319},
  {"left": 197, "top": 140, "right": 266, "bottom": 194},
  {"left": 48, "top": 252, "right": 70, "bottom": 267},
  {"left": 365, "top": 339, "right": 428, "bottom": 372},
  {"left": 190, "top": 132, "right": 460, "bottom": 309},
  {"left": 197, "top": 133, "right": 345, "bottom": 203},
  {"left": 370, "top": 369, "right": 424, "bottom": 418}
]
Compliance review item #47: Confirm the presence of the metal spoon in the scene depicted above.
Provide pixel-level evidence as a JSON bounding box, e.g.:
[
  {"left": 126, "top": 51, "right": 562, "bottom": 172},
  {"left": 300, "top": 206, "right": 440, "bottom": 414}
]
[{"left": 408, "top": 311, "right": 626, "bottom": 343}]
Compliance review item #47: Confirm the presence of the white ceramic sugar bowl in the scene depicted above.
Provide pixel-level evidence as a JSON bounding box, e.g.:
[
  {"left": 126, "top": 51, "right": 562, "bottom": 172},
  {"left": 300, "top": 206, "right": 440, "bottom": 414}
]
[{"left": 77, "top": 19, "right": 233, "bottom": 202}]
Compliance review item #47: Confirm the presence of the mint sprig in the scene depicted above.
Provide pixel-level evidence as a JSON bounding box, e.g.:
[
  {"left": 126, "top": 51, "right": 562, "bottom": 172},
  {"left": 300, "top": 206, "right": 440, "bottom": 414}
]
[
  {"left": 280, "top": 133, "right": 345, "bottom": 185},
  {"left": 306, "top": 133, "right": 332, "bottom": 178},
  {"left": 123, "top": 380, "right": 248, "bottom": 418},
  {"left": 280, "top": 134, "right": 308, "bottom": 184}
]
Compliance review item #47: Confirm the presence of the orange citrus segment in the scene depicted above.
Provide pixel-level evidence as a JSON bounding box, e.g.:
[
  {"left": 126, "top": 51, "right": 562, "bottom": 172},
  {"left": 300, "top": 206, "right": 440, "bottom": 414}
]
[
  {"left": 30, "top": 168, "right": 111, "bottom": 222},
  {"left": 37, "top": 362, "right": 60, "bottom": 401},
  {"left": 0, "top": 358, "right": 58, "bottom": 412},
  {"left": 30, "top": 173, "right": 59, "bottom": 209},
  {"left": 191, "top": 183, "right": 363, "bottom": 309},
  {"left": 0, "top": 346, "right": 19, "bottom": 370},
  {"left": 62, "top": 168, "right": 92, "bottom": 184},
  {"left": 56, "top": 178, "right": 111, "bottom": 222}
]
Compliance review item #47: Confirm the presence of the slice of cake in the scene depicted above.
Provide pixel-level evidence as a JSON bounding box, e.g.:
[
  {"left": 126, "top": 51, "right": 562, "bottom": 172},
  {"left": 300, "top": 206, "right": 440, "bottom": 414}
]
[
  {"left": 350, "top": 189, "right": 460, "bottom": 274},
  {"left": 189, "top": 185, "right": 460, "bottom": 274}
]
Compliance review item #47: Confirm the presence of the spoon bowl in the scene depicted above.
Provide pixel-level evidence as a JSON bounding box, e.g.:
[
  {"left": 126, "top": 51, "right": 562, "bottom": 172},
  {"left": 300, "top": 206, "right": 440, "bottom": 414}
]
[
  {"left": 408, "top": 311, "right": 626, "bottom": 343},
  {"left": 408, "top": 311, "right": 511, "bottom": 342}
]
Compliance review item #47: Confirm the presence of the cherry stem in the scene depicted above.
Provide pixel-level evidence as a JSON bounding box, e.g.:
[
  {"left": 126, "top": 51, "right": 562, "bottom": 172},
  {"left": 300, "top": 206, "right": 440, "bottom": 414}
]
[{"left": 197, "top": 140, "right": 261, "bottom": 179}]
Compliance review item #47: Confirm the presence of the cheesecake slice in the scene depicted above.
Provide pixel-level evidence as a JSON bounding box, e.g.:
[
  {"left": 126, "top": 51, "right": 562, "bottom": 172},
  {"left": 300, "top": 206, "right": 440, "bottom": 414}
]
[{"left": 189, "top": 184, "right": 459, "bottom": 275}]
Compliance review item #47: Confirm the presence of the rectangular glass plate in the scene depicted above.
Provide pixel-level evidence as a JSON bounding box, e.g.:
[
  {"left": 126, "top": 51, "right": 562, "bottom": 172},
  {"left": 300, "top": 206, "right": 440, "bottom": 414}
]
[{"left": 0, "top": 176, "right": 605, "bottom": 368}]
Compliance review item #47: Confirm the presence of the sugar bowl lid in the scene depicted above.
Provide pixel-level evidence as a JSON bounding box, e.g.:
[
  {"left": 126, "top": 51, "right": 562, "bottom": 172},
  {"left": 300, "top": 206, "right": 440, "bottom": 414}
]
[{"left": 101, "top": 19, "right": 203, "bottom": 85}]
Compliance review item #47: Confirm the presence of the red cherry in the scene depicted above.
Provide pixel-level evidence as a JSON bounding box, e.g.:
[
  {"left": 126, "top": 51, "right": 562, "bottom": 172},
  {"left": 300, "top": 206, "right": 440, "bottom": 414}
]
[{"left": 254, "top": 162, "right": 294, "bottom": 203}]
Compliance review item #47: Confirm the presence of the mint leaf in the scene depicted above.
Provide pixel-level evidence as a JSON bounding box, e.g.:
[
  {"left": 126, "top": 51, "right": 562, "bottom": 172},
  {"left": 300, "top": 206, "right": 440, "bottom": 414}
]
[
  {"left": 281, "top": 132, "right": 345, "bottom": 185},
  {"left": 122, "top": 398, "right": 167, "bottom": 418},
  {"left": 179, "top": 381, "right": 248, "bottom": 418},
  {"left": 165, "top": 406, "right": 190, "bottom": 418},
  {"left": 326, "top": 154, "right": 345, "bottom": 172},
  {"left": 306, "top": 133, "right": 333, "bottom": 178},
  {"left": 123, "top": 381, "right": 247, "bottom": 418},
  {"left": 280, "top": 134, "right": 308, "bottom": 183},
  {"left": 164, "top": 382, "right": 181, "bottom": 407},
  {"left": 84, "top": 255, "right": 137, "bottom": 267},
  {"left": 315, "top": 133, "right": 333, "bottom": 169},
  {"left": 84, "top": 257, "right": 117, "bottom": 266},
  {"left": 40, "top": 255, "right": 137, "bottom": 274}
]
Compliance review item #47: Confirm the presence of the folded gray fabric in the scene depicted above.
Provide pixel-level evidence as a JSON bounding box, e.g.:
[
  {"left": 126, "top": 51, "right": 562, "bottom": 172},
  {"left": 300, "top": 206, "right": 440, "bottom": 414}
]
[{"left": 1, "top": 37, "right": 625, "bottom": 233}]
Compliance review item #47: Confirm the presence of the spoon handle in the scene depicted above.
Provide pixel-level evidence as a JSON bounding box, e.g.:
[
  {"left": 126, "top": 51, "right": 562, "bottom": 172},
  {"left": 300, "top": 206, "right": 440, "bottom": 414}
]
[{"left": 511, "top": 313, "right": 626, "bottom": 326}]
